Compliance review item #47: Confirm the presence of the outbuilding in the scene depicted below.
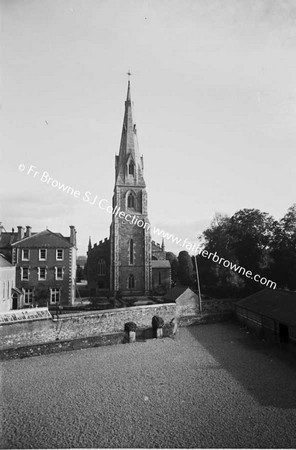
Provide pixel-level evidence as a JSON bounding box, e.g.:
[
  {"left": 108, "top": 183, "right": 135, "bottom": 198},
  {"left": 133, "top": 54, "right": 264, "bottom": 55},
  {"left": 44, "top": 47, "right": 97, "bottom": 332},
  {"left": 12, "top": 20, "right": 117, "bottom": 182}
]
[{"left": 236, "top": 288, "right": 296, "bottom": 345}]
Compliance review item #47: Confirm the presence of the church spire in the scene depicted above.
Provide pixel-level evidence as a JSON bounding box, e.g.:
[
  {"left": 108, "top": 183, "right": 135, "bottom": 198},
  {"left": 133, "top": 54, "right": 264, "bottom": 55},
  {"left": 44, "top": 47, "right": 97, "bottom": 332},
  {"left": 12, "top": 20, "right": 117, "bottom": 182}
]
[
  {"left": 115, "top": 80, "right": 145, "bottom": 187},
  {"left": 87, "top": 236, "right": 92, "bottom": 255}
]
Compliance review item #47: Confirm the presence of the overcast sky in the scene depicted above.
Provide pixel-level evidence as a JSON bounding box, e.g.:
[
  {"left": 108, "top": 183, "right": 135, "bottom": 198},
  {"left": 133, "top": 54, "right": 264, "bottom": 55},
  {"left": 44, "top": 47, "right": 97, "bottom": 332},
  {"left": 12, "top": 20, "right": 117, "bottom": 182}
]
[{"left": 1, "top": 0, "right": 296, "bottom": 255}]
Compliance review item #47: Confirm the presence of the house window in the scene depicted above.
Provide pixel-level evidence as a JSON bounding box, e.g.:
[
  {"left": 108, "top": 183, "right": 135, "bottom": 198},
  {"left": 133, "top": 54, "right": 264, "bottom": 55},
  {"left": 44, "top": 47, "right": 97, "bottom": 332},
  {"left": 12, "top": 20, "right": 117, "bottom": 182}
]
[
  {"left": 2, "top": 282, "right": 5, "bottom": 299},
  {"left": 129, "top": 239, "right": 134, "bottom": 265},
  {"left": 127, "top": 193, "right": 135, "bottom": 208},
  {"left": 50, "top": 288, "right": 60, "bottom": 304},
  {"left": 7, "top": 281, "right": 10, "bottom": 299},
  {"left": 21, "top": 267, "right": 29, "bottom": 281},
  {"left": 24, "top": 288, "right": 33, "bottom": 304},
  {"left": 22, "top": 249, "right": 29, "bottom": 260},
  {"left": 38, "top": 267, "right": 46, "bottom": 280},
  {"left": 98, "top": 259, "right": 106, "bottom": 275},
  {"left": 39, "top": 249, "right": 47, "bottom": 260},
  {"left": 159, "top": 271, "right": 162, "bottom": 285},
  {"left": 56, "top": 249, "right": 64, "bottom": 260},
  {"left": 55, "top": 267, "right": 63, "bottom": 280},
  {"left": 128, "top": 274, "right": 135, "bottom": 289},
  {"left": 128, "top": 161, "right": 134, "bottom": 175}
]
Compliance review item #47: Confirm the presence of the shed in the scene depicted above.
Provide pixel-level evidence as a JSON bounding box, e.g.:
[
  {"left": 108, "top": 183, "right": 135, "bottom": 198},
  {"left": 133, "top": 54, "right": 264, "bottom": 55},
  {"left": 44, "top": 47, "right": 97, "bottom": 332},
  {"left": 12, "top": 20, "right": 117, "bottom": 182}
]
[{"left": 236, "top": 288, "right": 296, "bottom": 344}]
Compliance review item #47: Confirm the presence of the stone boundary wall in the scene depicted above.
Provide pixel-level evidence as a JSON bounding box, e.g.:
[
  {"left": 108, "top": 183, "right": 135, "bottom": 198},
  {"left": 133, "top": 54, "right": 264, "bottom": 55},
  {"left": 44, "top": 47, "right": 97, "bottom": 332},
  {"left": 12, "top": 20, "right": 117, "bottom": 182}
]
[
  {"left": 201, "top": 298, "right": 237, "bottom": 314},
  {"left": 0, "top": 303, "right": 176, "bottom": 350}
]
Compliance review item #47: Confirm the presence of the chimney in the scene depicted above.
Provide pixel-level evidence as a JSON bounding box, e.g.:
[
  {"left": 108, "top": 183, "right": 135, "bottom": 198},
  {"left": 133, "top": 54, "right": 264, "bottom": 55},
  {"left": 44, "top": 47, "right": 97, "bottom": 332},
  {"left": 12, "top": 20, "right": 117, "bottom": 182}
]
[
  {"left": 12, "top": 227, "right": 14, "bottom": 233},
  {"left": 17, "top": 226, "right": 24, "bottom": 241},
  {"left": 69, "top": 225, "right": 76, "bottom": 246},
  {"left": 25, "top": 226, "right": 32, "bottom": 237}
]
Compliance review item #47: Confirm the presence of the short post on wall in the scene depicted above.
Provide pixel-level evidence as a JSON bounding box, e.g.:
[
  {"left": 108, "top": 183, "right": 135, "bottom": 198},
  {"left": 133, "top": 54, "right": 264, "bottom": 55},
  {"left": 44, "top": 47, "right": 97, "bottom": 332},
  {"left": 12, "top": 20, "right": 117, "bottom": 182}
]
[
  {"left": 124, "top": 322, "right": 137, "bottom": 343},
  {"left": 152, "top": 315, "right": 164, "bottom": 338}
]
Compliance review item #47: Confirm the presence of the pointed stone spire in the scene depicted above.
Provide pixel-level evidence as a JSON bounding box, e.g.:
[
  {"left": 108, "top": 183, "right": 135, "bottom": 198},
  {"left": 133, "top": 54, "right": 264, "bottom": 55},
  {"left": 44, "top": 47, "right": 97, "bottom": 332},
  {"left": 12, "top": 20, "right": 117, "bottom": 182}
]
[
  {"left": 88, "top": 236, "right": 92, "bottom": 255},
  {"left": 115, "top": 81, "right": 145, "bottom": 187}
]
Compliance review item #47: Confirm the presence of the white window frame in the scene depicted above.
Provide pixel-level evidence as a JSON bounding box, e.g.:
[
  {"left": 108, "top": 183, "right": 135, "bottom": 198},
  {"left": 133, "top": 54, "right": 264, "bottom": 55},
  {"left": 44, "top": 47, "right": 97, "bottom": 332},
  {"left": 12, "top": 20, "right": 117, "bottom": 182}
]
[
  {"left": 39, "top": 249, "right": 47, "bottom": 261},
  {"left": 50, "top": 288, "right": 60, "bottom": 304},
  {"left": 55, "top": 266, "right": 64, "bottom": 280},
  {"left": 56, "top": 249, "right": 64, "bottom": 261},
  {"left": 21, "top": 267, "right": 29, "bottom": 281},
  {"left": 24, "top": 288, "right": 33, "bottom": 305},
  {"left": 38, "top": 267, "right": 47, "bottom": 281},
  {"left": 22, "top": 249, "right": 30, "bottom": 261}
]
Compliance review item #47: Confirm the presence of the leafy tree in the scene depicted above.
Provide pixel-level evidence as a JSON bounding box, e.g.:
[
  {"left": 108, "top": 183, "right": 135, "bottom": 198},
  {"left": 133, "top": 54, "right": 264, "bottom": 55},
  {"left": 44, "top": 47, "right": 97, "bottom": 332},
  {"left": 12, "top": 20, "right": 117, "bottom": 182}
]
[
  {"left": 198, "top": 209, "right": 276, "bottom": 297},
  {"left": 270, "top": 204, "right": 296, "bottom": 290},
  {"left": 34, "top": 287, "right": 49, "bottom": 307},
  {"left": 76, "top": 264, "right": 84, "bottom": 282},
  {"left": 177, "top": 251, "right": 194, "bottom": 286},
  {"left": 166, "top": 251, "right": 179, "bottom": 284}
]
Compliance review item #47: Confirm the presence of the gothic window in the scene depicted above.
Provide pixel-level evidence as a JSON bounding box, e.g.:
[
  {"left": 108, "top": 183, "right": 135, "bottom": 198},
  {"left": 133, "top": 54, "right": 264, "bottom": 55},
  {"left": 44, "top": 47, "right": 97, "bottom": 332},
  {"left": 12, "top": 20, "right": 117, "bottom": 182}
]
[
  {"left": 98, "top": 259, "right": 106, "bottom": 275},
  {"left": 128, "top": 274, "right": 135, "bottom": 289},
  {"left": 127, "top": 193, "right": 135, "bottom": 209},
  {"left": 129, "top": 239, "right": 134, "bottom": 265},
  {"left": 129, "top": 161, "right": 134, "bottom": 175}
]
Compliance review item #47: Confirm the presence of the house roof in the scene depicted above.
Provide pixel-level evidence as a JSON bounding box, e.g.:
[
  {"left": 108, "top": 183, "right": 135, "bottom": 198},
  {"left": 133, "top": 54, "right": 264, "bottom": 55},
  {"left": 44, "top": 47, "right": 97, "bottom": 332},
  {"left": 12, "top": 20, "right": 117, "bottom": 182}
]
[
  {"left": 0, "top": 254, "right": 13, "bottom": 267},
  {"left": 0, "top": 232, "right": 19, "bottom": 249},
  {"left": 237, "top": 288, "right": 296, "bottom": 327},
  {"left": 151, "top": 260, "right": 171, "bottom": 269},
  {"left": 12, "top": 229, "right": 73, "bottom": 248},
  {"left": 163, "top": 286, "right": 193, "bottom": 302}
]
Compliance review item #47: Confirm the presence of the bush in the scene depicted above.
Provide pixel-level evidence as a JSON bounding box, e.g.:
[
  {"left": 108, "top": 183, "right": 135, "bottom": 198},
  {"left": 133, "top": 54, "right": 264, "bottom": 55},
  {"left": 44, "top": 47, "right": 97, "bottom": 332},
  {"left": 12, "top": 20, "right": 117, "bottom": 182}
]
[
  {"left": 124, "top": 321, "right": 137, "bottom": 332},
  {"left": 152, "top": 315, "right": 164, "bottom": 329}
]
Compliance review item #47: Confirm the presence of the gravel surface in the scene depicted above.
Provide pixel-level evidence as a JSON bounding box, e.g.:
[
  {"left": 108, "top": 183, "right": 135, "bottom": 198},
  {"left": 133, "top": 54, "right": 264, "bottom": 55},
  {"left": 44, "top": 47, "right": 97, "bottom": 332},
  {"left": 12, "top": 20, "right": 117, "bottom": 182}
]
[{"left": 1, "top": 322, "right": 296, "bottom": 448}]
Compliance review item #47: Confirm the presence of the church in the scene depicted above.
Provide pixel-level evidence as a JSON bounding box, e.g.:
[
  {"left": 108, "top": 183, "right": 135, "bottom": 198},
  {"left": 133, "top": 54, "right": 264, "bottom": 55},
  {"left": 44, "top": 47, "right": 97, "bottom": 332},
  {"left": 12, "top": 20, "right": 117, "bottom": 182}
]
[{"left": 87, "top": 80, "right": 171, "bottom": 298}]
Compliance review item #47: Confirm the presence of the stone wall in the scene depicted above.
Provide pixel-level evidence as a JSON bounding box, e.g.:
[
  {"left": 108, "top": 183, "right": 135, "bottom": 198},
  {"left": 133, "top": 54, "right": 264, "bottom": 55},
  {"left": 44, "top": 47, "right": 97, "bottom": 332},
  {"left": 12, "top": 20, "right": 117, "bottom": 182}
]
[
  {"left": 201, "top": 298, "right": 237, "bottom": 314},
  {"left": 0, "top": 303, "right": 176, "bottom": 350}
]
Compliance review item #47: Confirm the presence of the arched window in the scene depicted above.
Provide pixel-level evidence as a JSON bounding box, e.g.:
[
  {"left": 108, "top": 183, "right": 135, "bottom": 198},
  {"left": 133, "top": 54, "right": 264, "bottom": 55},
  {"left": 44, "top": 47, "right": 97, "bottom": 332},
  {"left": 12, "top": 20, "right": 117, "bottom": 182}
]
[
  {"left": 97, "top": 259, "right": 106, "bottom": 276},
  {"left": 128, "top": 274, "right": 135, "bottom": 289},
  {"left": 129, "top": 239, "right": 134, "bottom": 265},
  {"left": 127, "top": 193, "right": 135, "bottom": 208},
  {"left": 129, "top": 161, "right": 134, "bottom": 175}
]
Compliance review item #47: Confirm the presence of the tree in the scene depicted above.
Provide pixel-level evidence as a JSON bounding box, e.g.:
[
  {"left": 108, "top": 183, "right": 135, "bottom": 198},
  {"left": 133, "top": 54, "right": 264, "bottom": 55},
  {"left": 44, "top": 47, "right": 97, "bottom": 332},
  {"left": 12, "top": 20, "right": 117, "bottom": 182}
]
[
  {"left": 34, "top": 287, "right": 49, "bottom": 307},
  {"left": 76, "top": 264, "right": 84, "bottom": 282},
  {"left": 177, "top": 251, "right": 194, "bottom": 286},
  {"left": 270, "top": 204, "right": 296, "bottom": 290},
  {"left": 199, "top": 209, "right": 277, "bottom": 297},
  {"left": 166, "top": 252, "right": 179, "bottom": 284}
]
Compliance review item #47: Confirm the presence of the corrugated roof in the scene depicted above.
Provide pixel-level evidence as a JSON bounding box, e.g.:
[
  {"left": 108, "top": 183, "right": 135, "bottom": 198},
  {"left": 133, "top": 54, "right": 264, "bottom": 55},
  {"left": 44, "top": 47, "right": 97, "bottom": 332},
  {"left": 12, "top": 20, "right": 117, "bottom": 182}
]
[
  {"left": 12, "top": 229, "right": 72, "bottom": 248},
  {"left": 0, "top": 254, "right": 13, "bottom": 267},
  {"left": 151, "top": 260, "right": 171, "bottom": 268},
  {"left": 237, "top": 288, "right": 296, "bottom": 327}
]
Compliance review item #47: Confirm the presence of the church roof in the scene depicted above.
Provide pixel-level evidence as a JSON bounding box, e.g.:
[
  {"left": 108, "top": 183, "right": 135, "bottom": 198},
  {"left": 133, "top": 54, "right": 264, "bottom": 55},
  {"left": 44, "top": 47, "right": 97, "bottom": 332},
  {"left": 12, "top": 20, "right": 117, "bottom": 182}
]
[
  {"left": 115, "top": 81, "right": 146, "bottom": 187},
  {"left": 151, "top": 260, "right": 171, "bottom": 269}
]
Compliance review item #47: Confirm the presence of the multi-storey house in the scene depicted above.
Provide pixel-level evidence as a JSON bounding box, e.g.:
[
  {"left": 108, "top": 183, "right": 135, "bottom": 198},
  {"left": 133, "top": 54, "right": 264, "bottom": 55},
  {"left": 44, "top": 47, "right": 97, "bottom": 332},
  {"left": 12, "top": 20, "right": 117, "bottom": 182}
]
[{"left": 11, "top": 226, "right": 77, "bottom": 307}]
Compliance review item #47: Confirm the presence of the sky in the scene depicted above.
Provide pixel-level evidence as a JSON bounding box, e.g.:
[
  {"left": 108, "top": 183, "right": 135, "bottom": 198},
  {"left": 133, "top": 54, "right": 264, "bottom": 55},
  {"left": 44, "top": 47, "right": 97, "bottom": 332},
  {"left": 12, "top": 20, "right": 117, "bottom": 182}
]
[{"left": 1, "top": 0, "right": 296, "bottom": 255}]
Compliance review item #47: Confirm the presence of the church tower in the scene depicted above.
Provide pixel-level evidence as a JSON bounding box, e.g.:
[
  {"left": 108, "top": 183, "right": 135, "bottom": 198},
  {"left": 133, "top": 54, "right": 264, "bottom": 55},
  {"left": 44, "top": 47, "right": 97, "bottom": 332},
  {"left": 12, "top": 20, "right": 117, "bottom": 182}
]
[{"left": 110, "top": 81, "right": 152, "bottom": 296}]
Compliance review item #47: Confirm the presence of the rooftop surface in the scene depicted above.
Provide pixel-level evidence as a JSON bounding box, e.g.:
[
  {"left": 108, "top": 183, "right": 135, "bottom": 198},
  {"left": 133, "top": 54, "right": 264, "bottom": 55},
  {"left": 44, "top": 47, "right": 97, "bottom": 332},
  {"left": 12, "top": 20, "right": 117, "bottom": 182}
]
[{"left": 1, "top": 322, "right": 296, "bottom": 448}]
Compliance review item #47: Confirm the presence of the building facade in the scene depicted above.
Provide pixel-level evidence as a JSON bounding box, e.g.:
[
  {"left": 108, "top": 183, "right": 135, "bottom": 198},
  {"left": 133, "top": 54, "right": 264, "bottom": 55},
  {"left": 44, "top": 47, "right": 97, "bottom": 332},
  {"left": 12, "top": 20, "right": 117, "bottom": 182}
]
[
  {"left": 87, "top": 82, "right": 171, "bottom": 297},
  {"left": 0, "top": 255, "right": 16, "bottom": 313},
  {"left": 11, "top": 226, "right": 77, "bottom": 307}
]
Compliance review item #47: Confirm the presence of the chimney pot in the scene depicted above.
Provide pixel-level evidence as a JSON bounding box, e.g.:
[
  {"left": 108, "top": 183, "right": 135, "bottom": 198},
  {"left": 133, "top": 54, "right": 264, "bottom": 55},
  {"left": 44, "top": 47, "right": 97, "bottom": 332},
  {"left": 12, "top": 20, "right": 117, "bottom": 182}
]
[
  {"left": 25, "top": 226, "right": 32, "bottom": 237},
  {"left": 17, "top": 226, "right": 24, "bottom": 240}
]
